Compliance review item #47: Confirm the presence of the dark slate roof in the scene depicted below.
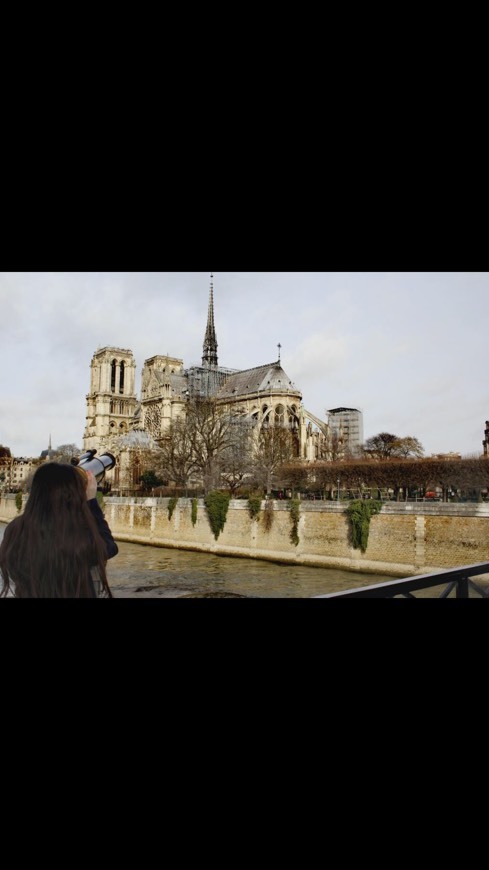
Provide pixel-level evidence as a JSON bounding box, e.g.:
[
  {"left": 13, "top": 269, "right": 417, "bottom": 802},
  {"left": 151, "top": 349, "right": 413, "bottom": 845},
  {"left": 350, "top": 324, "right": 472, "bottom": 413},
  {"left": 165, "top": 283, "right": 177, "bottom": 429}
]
[
  {"left": 151, "top": 369, "right": 188, "bottom": 395},
  {"left": 215, "top": 362, "right": 301, "bottom": 400}
]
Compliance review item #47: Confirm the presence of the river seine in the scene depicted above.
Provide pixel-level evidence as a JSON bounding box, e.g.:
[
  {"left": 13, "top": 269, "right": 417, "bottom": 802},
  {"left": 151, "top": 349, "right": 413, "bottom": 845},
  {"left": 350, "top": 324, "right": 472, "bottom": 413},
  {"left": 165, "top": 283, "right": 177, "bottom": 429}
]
[{"left": 0, "top": 521, "right": 393, "bottom": 597}]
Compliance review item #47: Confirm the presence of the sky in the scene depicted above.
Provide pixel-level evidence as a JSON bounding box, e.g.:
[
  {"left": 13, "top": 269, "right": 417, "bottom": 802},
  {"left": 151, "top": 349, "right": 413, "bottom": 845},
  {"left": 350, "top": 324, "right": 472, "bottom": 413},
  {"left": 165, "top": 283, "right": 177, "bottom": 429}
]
[{"left": 0, "top": 271, "right": 487, "bottom": 459}]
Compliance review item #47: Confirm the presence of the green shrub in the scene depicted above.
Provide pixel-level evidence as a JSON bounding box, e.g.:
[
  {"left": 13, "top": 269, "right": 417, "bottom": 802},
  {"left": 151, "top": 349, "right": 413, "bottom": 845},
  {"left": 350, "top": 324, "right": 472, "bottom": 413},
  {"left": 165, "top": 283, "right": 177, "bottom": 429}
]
[
  {"left": 15, "top": 491, "right": 23, "bottom": 513},
  {"left": 247, "top": 495, "right": 262, "bottom": 521},
  {"left": 346, "top": 499, "right": 382, "bottom": 552},
  {"left": 168, "top": 496, "right": 179, "bottom": 520},
  {"left": 204, "top": 491, "right": 231, "bottom": 540},
  {"left": 263, "top": 499, "right": 274, "bottom": 532},
  {"left": 289, "top": 497, "right": 301, "bottom": 546},
  {"left": 191, "top": 498, "right": 198, "bottom": 526}
]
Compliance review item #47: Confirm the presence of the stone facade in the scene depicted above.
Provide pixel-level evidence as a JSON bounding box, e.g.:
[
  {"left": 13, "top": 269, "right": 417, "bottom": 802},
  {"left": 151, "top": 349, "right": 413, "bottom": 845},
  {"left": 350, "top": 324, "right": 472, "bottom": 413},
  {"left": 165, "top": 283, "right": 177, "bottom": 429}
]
[
  {"left": 0, "top": 457, "right": 43, "bottom": 491},
  {"left": 84, "top": 346, "right": 138, "bottom": 450}
]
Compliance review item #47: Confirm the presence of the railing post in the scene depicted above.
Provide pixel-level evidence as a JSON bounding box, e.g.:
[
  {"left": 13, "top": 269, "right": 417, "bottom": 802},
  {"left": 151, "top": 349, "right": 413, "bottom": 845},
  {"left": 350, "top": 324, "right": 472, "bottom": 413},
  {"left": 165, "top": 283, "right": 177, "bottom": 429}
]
[{"left": 456, "top": 575, "right": 469, "bottom": 598}]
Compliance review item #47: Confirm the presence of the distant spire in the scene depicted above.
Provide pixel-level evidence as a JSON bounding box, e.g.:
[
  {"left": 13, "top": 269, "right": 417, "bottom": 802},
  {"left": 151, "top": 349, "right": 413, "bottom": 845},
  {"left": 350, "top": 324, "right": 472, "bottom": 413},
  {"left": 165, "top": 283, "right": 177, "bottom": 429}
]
[
  {"left": 277, "top": 342, "right": 281, "bottom": 363},
  {"left": 202, "top": 273, "right": 218, "bottom": 367}
]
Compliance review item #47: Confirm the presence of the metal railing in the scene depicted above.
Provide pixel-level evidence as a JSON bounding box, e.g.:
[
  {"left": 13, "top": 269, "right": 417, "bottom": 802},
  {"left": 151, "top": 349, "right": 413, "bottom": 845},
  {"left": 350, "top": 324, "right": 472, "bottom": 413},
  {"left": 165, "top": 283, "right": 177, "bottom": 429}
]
[{"left": 315, "top": 562, "right": 489, "bottom": 598}]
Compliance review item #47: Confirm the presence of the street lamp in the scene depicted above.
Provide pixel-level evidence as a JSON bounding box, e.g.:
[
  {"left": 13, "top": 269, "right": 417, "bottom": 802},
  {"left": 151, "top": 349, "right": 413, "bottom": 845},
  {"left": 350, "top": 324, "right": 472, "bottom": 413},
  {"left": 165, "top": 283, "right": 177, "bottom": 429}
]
[{"left": 337, "top": 477, "right": 340, "bottom": 502}]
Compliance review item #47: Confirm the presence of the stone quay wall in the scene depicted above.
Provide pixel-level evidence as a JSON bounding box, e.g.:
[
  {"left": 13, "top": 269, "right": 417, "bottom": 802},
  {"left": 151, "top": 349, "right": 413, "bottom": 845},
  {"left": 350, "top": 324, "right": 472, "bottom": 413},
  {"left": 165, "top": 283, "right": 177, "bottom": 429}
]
[
  {"left": 0, "top": 494, "right": 21, "bottom": 523},
  {"left": 2, "top": 494, "right": 488, "bottom": 577}
]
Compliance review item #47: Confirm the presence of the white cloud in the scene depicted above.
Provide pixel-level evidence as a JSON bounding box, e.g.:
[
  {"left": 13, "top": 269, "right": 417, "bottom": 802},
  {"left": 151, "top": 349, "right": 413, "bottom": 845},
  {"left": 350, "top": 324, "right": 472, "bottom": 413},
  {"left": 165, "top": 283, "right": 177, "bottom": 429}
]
[{"left": 288, "top": 333, "right": 348, "bottom": 385}]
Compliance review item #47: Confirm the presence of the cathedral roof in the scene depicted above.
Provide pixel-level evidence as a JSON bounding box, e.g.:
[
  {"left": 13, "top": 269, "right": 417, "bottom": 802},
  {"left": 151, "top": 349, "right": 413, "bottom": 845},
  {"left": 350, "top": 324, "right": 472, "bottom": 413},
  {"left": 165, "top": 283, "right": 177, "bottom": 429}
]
[
  {"left": 215, "top": 362, "right": 301, "bottom": 400},
  {"left": 150, "top": 369, "right": 188, "bottom": 395}
]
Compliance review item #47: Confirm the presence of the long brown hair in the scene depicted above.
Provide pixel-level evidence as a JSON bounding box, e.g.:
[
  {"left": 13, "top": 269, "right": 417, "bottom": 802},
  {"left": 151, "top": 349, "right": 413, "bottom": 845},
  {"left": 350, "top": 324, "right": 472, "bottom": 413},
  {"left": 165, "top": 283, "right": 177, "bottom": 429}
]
[{"left": 0, "top": 462, "right": 113, "bottom": 598}]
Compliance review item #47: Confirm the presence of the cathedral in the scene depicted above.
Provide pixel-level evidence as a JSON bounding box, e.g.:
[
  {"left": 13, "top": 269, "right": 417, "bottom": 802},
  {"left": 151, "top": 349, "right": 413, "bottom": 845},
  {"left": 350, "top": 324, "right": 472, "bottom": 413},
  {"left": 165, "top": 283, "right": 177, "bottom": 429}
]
[{"left": 83, "top": 276, "right": 341, "bottom": 488}]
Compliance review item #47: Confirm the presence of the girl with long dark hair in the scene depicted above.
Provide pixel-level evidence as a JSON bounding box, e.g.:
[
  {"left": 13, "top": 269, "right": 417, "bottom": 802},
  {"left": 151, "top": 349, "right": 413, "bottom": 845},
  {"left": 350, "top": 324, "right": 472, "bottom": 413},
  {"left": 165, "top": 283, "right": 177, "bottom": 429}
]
[{"left": 0, "top": 462, "right": 118, "bottom": 598}]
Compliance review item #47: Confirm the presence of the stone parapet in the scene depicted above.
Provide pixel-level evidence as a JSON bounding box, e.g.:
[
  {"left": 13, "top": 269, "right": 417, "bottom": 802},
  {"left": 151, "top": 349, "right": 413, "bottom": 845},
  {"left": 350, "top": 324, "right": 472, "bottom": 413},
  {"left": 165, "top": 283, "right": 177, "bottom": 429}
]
[
  {"left": 0, "top": 494, "right": 21, "bottom": 523},
  {"left": 101, "top": 497, "right": 489, "bottom": 578}
]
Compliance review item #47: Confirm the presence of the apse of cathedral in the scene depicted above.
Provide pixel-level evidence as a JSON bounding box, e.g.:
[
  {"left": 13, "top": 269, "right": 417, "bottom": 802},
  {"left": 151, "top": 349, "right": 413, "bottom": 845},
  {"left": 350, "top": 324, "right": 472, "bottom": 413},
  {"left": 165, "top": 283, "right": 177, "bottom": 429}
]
[{"left": 83, "top": 275, "right": 341, "bottom": 472}]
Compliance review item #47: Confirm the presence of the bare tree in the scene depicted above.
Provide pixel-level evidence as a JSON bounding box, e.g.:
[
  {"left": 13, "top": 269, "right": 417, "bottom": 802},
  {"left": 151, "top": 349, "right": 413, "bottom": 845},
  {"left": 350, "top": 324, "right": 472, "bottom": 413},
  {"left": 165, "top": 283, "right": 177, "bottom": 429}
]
[
  {"left": 152, "top": 399, "right": 251, "bottom": 494},
  {"left": 391, "top": 436, "right": 425, "bottom": 459},
  {"left": 156, "top": 416, "right": 200, "bottom": 489},
  {"left": 52, "top": 443, "right": 82, "bottom": 463},
  {"left": 362, "top": 432, "right": 425, "bottom": 460},
  {"left": 362, "top": 433, "right": 399, "bottom": 459},
  {"left": 312, "top": 429, "right": 345, "bottom": 462},
  {"left": 250, "top": 425, "right": 296, "bottom": 495},
  {"left": 185, "top": 398, "right": 247, "bottom": 493},
  {"left": 327, "top": 429, "right": 345, "bottom": 461},
  {"left": 219, "top": 419, "right": 255, "bottom": 496}
]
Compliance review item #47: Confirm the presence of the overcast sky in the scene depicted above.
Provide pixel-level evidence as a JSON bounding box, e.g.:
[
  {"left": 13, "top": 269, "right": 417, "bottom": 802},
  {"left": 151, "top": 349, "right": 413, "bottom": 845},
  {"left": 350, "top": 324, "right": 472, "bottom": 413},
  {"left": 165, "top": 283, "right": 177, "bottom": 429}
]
[{"left": 0, "top": 271, "right": 487, "bottom": 459}]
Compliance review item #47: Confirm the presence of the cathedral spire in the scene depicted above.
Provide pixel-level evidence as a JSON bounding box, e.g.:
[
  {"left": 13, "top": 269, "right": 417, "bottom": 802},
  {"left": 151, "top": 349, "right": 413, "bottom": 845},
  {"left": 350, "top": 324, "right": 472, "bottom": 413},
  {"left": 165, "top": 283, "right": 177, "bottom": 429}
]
[{"left": 202, "top": 273, "right": 218, "bottom": 367}]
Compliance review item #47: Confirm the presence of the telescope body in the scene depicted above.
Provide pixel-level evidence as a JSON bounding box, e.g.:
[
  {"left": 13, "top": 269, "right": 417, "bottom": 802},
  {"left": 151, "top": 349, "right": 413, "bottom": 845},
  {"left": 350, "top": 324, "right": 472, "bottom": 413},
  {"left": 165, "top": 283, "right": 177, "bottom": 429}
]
[{"left": 75, "top": 450, "right": 116, "bottom": 483}]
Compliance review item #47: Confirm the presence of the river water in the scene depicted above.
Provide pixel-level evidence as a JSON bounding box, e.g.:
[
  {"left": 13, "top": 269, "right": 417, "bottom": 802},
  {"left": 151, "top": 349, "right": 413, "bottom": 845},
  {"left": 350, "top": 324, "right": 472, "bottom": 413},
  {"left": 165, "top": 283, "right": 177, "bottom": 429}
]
[{"left": 0, "top": 521, "right": 394, "bottom": 597}]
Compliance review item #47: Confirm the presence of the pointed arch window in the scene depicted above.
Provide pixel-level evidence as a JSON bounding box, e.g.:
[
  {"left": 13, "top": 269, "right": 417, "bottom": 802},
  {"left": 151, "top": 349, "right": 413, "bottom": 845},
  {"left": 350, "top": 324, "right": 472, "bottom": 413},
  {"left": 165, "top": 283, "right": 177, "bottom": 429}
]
[
  {"left": 119, "top": 360, "right": 125, "bottom": 394},
  {"left": 111, "top": 359, "right": 117, "bottom": 392},
  {"left": 275, "top": 404, "right": 285, "bottom": 425}
]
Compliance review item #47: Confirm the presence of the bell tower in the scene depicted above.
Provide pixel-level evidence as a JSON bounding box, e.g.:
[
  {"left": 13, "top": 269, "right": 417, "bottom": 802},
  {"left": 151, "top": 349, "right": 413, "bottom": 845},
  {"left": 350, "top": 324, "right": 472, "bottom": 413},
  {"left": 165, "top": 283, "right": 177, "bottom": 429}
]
[{"left": 83, "top": 346, "right": 138, "bottom": 450}]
